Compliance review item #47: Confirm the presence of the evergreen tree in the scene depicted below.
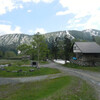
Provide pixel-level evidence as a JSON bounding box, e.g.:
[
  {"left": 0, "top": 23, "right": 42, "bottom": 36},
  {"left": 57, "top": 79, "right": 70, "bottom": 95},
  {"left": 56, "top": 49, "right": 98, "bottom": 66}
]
[
  {"left": 4, "top": 51, "right": 16, "bottom": 58},
  {"left": 64, "top": 35, "right": 72, "bottom": 63},
  {"left": 0, "top": 50, "right": 3, "bottom": 58}
]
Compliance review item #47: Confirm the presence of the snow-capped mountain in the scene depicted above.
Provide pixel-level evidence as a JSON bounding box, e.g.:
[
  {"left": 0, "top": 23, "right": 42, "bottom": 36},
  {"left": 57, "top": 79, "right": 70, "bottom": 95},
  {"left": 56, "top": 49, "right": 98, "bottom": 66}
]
[
  {"left": 0, "top": 34, "right": 32, "bottom": 46},
  {"left": 83, "top": 29, "right": 100, "bottom": 36},
  {"left": 45, "top": 30, "right": 74, "bottom": 41},
  {"left": 0, "top": 29, "right": 100, "bottom": 47},
  {"left": 68, "top": 29, "right": 100, "bottom": 41}
]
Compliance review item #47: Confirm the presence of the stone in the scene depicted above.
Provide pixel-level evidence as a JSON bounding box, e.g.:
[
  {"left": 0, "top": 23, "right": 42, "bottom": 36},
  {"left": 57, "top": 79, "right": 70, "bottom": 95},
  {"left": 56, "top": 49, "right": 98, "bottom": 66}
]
[
  {"left": 29, "top": 69, "right": 34, "bottom": 72},
  {"left": 0, "top": 65, "right": 5, "bottom": 67},
  {"left": 17, "top": 69, "right": 22, "bottom": 73},
  {"left": 8, "top": 64, "right": 12, "bottom": 66},
  {"left": 0, "top": 64, "right": 8, "bottom": 67},
  {"left": 23, "top": 71, "right": 27, "bottom": 73},
  {"left": 12, "top": 71, "right": 17, "bottom": 73},
  {"left": 1, "top": 68, "right": 6, "bottom": 71},
  {"left": 6, "top": 70, "right": 10, "bottom": 72}
]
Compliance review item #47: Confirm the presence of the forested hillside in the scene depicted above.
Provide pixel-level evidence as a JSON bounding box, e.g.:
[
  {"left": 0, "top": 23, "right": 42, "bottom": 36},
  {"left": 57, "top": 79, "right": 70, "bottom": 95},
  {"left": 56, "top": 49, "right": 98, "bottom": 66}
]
[{"left": 0, "top": 29, "right": 100, "bottom": 58}]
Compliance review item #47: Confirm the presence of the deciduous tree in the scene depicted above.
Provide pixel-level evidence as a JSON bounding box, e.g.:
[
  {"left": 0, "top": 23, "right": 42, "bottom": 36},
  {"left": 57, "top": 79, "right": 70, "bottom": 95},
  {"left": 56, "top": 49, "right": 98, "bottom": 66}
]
[{"left": 31, "top": 32, "right": 49, "bottom": 62}]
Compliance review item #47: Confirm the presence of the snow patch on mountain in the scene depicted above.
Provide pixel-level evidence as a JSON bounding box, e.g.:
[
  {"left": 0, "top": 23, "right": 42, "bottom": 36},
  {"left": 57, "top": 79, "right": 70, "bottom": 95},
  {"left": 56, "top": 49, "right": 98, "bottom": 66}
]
[
  {"left": 0, "top": 34, "right": 32, "bottom": 46},
  {"left": 83, "top": 29, "right": 100, "bottom": 36},
  {"left": 0, "top": 29, "right": 100, "bottom": 47},
  {"left": 67, "top": 31, "right": 75, "bottom": 39}
]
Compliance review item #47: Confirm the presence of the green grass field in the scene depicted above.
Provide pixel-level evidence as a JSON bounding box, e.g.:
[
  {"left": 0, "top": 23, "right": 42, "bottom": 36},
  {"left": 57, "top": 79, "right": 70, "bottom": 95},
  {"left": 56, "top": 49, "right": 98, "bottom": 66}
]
[
  {"left": 0, "top": 66, "right": 60, "bottom": 77},
  {"left": 0, "top": 76, "right": 97, "bottom": 100},
  {"left": 0, "top": 59, "right": 48, "bottom": 66},
  {"left": 64, "top": 63, "right": 100, "bottom": 72}
]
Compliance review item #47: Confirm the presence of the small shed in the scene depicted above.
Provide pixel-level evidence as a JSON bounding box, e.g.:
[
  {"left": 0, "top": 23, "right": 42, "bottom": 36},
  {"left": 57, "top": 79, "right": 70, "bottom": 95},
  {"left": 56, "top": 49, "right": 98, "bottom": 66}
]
[
  {"left": 22, "top": 55, "right": 30, "bottom": 60},
  {"left": 72, "top": 42, "right": 100, "bottom": 66}
]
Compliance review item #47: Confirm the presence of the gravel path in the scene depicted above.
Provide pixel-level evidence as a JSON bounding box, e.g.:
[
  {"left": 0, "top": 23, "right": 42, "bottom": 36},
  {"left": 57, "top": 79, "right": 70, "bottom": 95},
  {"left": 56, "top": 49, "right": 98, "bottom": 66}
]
[
  {"left": 41, "top": 62, "right": 100, "bottom": 99},
  {"left": 0, "top": 62, "right": 100, "bottom": 99},
  {"left": 0, "top": 73, "right": 66, "bottom": 85}
]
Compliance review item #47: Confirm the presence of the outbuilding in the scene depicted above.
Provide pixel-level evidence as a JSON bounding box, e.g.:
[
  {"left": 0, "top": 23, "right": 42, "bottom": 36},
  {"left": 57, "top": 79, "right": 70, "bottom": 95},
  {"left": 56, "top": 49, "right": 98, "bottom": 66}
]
[{"left": 72, "top": 42, "right": 100, "bottom": 66}]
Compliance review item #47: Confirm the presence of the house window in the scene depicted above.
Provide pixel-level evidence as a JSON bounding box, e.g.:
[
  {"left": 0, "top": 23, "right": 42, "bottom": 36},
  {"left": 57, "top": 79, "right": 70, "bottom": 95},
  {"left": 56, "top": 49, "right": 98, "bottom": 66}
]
[
  {"left": 73, "top": 46, "right": 76, "bottom": 50},
  {"left": 73, "top": 44, "right": 77, "bottom": 50}
]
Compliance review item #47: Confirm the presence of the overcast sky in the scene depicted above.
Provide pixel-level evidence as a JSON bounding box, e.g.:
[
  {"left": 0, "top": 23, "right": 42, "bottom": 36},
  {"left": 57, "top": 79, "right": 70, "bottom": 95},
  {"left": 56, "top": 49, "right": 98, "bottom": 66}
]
[{"left": 0, "top": 0, "right": 100, "bottom": 35}]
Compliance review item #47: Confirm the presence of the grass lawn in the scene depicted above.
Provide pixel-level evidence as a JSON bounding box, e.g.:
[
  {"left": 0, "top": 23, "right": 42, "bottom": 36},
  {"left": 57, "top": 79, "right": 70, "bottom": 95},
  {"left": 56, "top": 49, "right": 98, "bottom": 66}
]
[
  {"left": 0, "top": 59, "right": 49, "bottom": 66},
  {"left": 0, "top": 59, "right": 31, "bottom": 66},
  {"left": 40, "top": 61, "right": 49, "bottom": 64},
  {"left": 64, "top": 63, "right": 100, "bottom": 72},
  {"left": 0, "top": 76, "right": 97, "bottom": 100},
  {"left": 0, "top": 66, "right": 60, "bottom": 77}
]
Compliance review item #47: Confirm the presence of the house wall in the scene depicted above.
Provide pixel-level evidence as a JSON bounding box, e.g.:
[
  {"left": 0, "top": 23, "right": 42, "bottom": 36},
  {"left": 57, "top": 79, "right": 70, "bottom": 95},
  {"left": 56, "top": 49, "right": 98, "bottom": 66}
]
[
  {"left": 73, "top": 44, "right": 81, "bottom": 53},
  {"left": 82, "top": 54, "right": 100, "bottom": 61},
  {"left": 73, "top": 53, "right": 100, "bottom": 66},
  {"left": 73, "top": 43, "right": 100, "bottom": 66}
]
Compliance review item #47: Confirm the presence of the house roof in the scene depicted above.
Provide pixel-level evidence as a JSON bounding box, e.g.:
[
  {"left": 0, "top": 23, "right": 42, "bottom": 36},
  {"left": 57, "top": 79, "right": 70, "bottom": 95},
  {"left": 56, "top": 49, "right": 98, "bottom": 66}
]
[{"left": 75, "top": 42, "right": 100, "bottom": 53}]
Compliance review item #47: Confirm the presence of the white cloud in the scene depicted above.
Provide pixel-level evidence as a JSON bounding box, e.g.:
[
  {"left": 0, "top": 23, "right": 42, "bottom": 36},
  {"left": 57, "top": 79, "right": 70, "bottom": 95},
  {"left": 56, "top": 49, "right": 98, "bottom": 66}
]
[
  {"left": 67, "top": 10, "right": 100, "bottom": 30},
  {"left": 84, "top": 13, "right": 100, "bottom": 29},
  {"left": 28, "top": 30, "right": 34, "bottom": 33},
  {"left": 58, "top": 0, "right": 100, "bottom": 30},
  {"left": 0, "top": 0, "right": 54, "bottom": 15},
  {"left": 13, "top": 26, "right": 22, "bottom": 33},
  {"left": 0, "top": 24, "right": 22, "bottom": 35},
  {"left": 27, "top": 10, "right": 32, "bottom": 13},
  {"left": 22, "top": 0, "right": 31, "bottom": 2},
  {"left": 22, "top": 0, "right": 53, "bottom": 3},
  {"left": 58, "top": 0, "right": 100, "bottom": 17},
  {"left": 31, "top": 0, "right": 40, "bottom": 3},
  {"left": 59, "top": 0, "right": 100, "bottom": 15},
  {"left": 0, "top": 20, "right": 12, "bottom": 24},
  {"left": 0, "top": 0, "right": 24, "bottom": 15},
  {"left": 56, "top": 10, "right": 71, "bottom": 16},
  {"left": 28, "top": 30, "right": 34, "bottom": 35},
  {"left": 0, "top": 0, "right": 15, "bottom": 15},
  {"left": 22, "top": 0, "right": 40, "bottom": 3},
  {"left": 67, "top": 16, "right": 100, "bottom": 30},
  {"left": 19, "top": 4, "right": 24, "bottom": 9},
  {"left": 35, "top": 28, "right": 46, "bottom": 34},
  {"left": 42, "top": 0, "right": 53, "bottom": 3}
]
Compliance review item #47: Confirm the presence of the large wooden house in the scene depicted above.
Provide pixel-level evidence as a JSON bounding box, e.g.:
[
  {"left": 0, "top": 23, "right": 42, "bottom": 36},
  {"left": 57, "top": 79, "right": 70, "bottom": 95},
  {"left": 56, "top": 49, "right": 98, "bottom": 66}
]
[{"left": 72, "top": 42, "right": 100, "bottom": 66}]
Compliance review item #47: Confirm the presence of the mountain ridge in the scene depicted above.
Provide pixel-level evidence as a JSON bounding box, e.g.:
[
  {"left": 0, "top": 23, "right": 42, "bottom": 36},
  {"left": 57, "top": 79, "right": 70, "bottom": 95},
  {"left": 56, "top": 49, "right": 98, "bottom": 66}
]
[{"left": 0, "top": 29, "right": 100, "bottom": 47}]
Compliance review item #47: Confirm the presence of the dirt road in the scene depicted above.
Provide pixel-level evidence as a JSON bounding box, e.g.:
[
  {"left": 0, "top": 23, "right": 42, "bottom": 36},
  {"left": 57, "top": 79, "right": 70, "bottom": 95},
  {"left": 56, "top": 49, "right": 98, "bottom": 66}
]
[{"left": 42, "top": 62, "right": 100, "bottom": 99}]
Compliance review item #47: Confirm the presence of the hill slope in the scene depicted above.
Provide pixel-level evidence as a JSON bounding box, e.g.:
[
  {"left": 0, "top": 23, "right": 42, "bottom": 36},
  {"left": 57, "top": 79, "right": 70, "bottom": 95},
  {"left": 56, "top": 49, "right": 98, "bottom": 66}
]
[
  {"left": 0, "top": 29, "right": 100, "bottom": 47},
  {"left": 0, "top": 34, "right": 32, "bottom": 46}
]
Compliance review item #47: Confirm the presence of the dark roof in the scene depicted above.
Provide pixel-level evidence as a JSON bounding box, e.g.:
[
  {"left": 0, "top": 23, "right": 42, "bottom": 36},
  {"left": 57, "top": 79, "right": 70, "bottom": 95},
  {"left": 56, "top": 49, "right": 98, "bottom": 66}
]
[{"left": 75, "top": 42, "right": 100, "bottom": 53}]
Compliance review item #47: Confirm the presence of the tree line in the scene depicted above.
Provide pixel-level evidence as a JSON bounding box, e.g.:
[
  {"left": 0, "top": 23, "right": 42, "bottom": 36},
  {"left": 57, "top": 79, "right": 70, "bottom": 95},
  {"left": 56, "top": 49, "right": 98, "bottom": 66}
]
[
  {"left": 1, "top": 32, "right": 100, "bottom": 61},
  {"left": 0, "top": 32, "right": 73, "bottom": 62},
  {"left": 17, "top": 32, "right": 72, "bottom": 63},
  {"left": 0, "top": 45, "right": 17, "bottom": 58}
]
